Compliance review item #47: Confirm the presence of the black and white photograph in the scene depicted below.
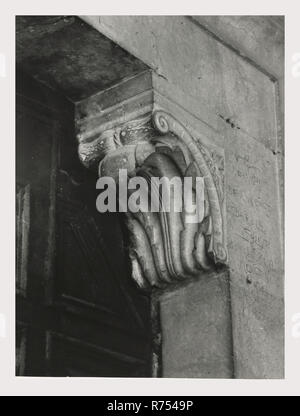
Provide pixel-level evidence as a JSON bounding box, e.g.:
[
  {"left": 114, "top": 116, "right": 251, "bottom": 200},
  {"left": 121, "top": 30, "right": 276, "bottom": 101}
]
[
  {"left": 15, "top": 14, "right": 284, "bottom": 379},
  {"left": 1, "top": 1, "right": 300, "bottom": 399}
]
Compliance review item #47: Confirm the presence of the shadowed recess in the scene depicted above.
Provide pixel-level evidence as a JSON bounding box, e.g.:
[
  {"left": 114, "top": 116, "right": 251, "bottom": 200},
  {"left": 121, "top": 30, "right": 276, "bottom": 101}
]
[{"left": 16, "top": 16, "right": 149, "bottom": 102}]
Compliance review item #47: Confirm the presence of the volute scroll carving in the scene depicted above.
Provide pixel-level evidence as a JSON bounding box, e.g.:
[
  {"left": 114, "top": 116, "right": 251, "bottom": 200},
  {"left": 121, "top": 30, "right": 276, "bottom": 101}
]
[{"left": 78, "top": 110, "right": 227, "bottom": 290}]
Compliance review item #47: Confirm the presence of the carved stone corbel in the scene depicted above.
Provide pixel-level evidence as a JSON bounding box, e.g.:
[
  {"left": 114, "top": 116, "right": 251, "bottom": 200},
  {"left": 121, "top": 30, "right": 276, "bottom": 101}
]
[{"left": 78, "top": 110, "right": 227, "bottom": 290}]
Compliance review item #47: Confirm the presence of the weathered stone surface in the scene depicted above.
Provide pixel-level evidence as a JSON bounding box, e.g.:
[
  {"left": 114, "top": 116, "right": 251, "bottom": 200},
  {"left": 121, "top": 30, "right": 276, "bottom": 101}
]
[
  {"left": 75, "top": 70, "right": 153, "bottom": 144},
  {"left": 230, "top": 284, "right": 284, "bottom": 378},
  {"left": 226, "top": 132, "right": 283, "bottom": 295},
  {"left": 225, "top": 129, "right": 284, "bottom": 378},
  {"left": 189, "top": 16, "right": 284, "bottom": 79},
  {"left": 81, "top": 15, "right": 278, "bottom": 151},
  {"left": 80, "top": 15, "right": 284, "bottom": 379},
  {"left": 159, "top": 271, "right": 233, "bottom": 378},
  {"left": 153, "top": 91, "right": 284, "bottom": 378}
]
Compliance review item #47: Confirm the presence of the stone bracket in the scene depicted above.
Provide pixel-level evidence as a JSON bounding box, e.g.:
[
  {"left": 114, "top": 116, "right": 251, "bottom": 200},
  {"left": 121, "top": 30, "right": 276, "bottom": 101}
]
[{"left": 76, "top": 78, "right": 227, "bottom": 289}]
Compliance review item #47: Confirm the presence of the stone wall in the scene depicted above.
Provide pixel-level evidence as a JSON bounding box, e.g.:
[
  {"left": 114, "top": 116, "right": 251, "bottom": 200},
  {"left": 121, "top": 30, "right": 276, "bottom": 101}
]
[{"left": 80, "top": 15, "right": 284, "bottom": 378}]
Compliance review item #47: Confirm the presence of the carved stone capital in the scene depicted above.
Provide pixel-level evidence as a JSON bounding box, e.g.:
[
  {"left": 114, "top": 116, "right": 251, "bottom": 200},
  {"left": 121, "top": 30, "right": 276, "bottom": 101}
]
[{"left": 78, "top": 109, "right": 227, "bottom": 289}]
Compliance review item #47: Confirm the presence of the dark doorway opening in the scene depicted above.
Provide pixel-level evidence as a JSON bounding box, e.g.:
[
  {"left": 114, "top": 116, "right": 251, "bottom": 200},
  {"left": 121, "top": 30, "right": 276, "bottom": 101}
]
[{"left": 16, "top": 16, "right": 152, "bottom": 377}]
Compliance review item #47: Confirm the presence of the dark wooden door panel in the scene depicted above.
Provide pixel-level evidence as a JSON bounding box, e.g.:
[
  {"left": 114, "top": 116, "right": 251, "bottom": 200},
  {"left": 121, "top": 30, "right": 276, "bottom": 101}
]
[
  {"left": 46, "top": 332, "right": 148, "bottom": 377},
  {"left": 16, "top": 71, "right": 151, "bottom": 377},
  {"left": 56, "top": 198, "right": 123, "bottom": 311}
]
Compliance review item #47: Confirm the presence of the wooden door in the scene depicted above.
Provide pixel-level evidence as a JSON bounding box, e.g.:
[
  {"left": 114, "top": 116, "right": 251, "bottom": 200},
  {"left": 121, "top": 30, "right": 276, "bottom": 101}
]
[{"left": 16, "top": 70, "right": 152, "bottom": 377}]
